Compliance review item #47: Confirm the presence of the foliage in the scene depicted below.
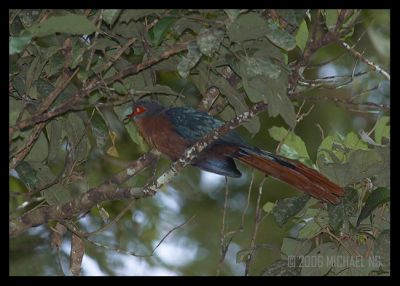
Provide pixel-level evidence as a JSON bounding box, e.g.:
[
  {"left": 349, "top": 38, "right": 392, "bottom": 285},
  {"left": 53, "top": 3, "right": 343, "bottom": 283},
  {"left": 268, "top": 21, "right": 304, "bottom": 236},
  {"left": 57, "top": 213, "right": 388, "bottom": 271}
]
[{"left": 9, "top": 9, "right": 390, "bottom": 276}]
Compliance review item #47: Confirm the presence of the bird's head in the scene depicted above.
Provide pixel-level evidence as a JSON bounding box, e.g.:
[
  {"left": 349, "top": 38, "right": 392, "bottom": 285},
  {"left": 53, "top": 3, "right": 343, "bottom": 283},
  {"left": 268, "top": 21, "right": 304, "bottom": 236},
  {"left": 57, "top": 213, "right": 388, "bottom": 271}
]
[{"left": 125, "top": 100, "right": 165, "bottom": 122}]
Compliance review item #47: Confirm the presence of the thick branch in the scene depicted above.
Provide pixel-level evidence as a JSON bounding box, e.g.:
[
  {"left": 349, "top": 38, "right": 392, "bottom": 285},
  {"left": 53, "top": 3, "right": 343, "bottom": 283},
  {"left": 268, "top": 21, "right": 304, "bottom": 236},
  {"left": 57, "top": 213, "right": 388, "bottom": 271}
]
[
  {"left": 9, "top": 102, "right": 268, "bottom": 237},
  {"left": 9, "top": 152, "right": 157, "bottom": 237}
]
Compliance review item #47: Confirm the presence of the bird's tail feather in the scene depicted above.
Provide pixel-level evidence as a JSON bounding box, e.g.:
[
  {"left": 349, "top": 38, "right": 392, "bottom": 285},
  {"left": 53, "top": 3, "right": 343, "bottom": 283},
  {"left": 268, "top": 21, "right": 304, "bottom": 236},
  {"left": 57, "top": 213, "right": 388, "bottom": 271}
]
[{"left": 235, "top": 147, "right": 344, "bottom": 204}]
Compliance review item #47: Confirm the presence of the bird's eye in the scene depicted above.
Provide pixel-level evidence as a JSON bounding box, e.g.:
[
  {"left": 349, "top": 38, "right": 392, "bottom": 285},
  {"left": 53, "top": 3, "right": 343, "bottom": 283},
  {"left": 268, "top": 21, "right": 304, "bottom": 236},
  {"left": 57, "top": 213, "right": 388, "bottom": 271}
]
[{"left": 134, "top": 106, "right": 146, "bottom": 116}]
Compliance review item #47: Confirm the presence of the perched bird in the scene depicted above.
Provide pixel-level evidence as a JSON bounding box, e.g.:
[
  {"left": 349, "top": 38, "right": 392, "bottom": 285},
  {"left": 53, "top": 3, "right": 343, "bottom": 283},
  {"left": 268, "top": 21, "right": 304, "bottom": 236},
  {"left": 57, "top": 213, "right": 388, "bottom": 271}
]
[{"left": 126, "top": 100, "right": 344, "bottom": 204}]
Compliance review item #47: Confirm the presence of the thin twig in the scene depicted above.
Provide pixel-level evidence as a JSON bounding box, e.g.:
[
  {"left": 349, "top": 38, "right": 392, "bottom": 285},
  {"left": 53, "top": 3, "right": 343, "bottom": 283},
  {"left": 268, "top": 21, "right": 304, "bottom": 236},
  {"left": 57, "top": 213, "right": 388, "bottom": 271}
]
[{"left": 244, "top": 177, "right": 267, "bottom": 276}]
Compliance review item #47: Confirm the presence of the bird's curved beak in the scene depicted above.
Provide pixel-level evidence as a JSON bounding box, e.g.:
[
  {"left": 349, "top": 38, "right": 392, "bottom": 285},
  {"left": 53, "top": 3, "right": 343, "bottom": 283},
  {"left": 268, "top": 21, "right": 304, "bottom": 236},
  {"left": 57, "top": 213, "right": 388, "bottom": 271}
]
[{"left": 123, "top": 110, "right": 135, "bottom": 124}]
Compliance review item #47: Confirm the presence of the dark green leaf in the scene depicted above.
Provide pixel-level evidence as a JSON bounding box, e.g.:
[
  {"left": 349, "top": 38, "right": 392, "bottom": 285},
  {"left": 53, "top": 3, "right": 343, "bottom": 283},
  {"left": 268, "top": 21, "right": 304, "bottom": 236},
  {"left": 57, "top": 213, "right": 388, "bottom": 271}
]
[
  {"left": 272, "top": 195, "right": 310, "bottom": 226},
  {"left": 64, "top": 113, "right": 88, "bottom": 162},
  {"left": 317, "top": 146, "right": 390, "bottom": 187},
  {"left": 281, "top": 238, "right": 312, "bottom": 257},
  {"left": 25, "top": 132, "right": 49, "bottom": 162},
  {"left": 300, "top": 242, "right": 338, "bottom": 276},
  {"left": 149, "top": 16, "right": 176, "bottom": 47},
  {"left": 209, "top": 73, "right": 260, "bottom": 135},
  {"left": 224, "top": 9, "right": 241, "bottom": 23},
  {"left": 262, "top": 259, "right": 301, "bottom": 276},
  {"left": 41, "top": 183, "right": 71, "bottom": 205},
  {"left": 242, "top": 66, "right": 296, "bottom": 128},
  {"left": 36, "top": 78, "right": 54, "bottom": 97},
  {"left": 276, "top": 10, "right": 307, "bottom": 26},
  {"left": 29, "top": 14, "right": 97, "bottom": 37},
  {"left": 374, "top": 230, "right": 390, "bottom": 271},
  {"left": 227, "top": 12, "right": 269, "bottom": 42},
  {"left": 26, "top": 56, "right": 47, "bottom": 95},
  {"left": 265, "top": 19, "right": 296, "bottom": 51},
  {"left": 141, "top": 84, "right": 182, "bottom": 96},
  {"left": 177, "top": 42, "right": 202, "bottom": 78},
  {"left": 47, "top": 119, "right": 63, "bottom": 163},
  {"left": 113, "top": 82, "right": 128, "bottom": 95},
  {"left": 15, "top": 161, "right": 38, "bottom": 190},
  {"left": 172, "top": 18, "right": 203, "bottom": 35},
  {"left": 103, "top": 9, "right": 121, "bottom": 26},
  {"left": 119, "top": 9, "right": 162, "bottom": 23},
  {"left": 197, "top": 28, "right": 225, "bottom": 57},
  {"left": 357, "top": 187, "right": 390, "bottom": 226},
  {"left": 9, "top": 97, "right": 24, "bottom": 126},
  {"left": 328, "top": 187, "right": 358, "bottom": 232},
  {"left": 325, "top": 9, "right": 339, "bottom": 30}
]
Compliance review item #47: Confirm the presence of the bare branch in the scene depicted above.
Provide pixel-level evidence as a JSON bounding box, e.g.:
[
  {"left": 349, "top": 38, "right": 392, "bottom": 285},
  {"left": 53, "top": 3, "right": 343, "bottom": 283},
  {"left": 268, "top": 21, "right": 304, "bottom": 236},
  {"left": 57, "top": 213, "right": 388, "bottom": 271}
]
[
  {"left": 9, "top": 101, "right": 268, "bottom": 238},
  {"left": 340, "top": 41, "right": 390, "bottom": 80}
]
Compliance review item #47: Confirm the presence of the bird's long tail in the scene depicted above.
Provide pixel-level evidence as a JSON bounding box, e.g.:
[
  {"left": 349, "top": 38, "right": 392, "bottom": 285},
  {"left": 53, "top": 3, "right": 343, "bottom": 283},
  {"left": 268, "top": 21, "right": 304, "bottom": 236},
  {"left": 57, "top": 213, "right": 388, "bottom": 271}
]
[{"left": 234, "top": 146, "right": 344, "bottom": 204}]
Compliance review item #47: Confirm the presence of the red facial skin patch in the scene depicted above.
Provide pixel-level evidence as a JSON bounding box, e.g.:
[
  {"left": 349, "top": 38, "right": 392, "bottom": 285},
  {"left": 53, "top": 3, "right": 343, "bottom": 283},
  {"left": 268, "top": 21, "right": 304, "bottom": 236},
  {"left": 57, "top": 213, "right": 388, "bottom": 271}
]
[{"left": 127, "top": 106, "right": 147, "bottom": 119}]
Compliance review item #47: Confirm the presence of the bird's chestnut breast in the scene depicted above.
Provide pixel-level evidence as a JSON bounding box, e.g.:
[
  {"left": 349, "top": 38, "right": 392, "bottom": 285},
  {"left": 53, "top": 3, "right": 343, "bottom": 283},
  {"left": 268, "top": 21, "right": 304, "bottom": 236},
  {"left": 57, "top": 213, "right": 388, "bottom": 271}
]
[{"left": 134, "top": 114, "right": 190, "bottom": 161}]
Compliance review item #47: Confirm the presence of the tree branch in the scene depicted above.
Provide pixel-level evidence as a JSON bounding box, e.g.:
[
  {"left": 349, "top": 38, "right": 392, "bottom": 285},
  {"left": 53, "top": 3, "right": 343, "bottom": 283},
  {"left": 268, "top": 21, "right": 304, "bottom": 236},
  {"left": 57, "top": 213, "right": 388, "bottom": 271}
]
[
  {"left": 10, "top": 41, "right": 190, "bottom": 133},
  {"left": 9, "top": 101, "right": 268, "bottom": 238}
]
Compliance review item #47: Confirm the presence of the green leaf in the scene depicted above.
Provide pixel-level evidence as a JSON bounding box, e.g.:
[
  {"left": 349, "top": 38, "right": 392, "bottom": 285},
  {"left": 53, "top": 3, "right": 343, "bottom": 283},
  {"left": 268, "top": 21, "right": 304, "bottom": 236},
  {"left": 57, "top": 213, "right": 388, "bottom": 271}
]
[
  {"left": 64, "top": 113, "right": 88, "bottom": 162},
  {"left": 265, "top": 19, "right": 296, "bottom": 51},
  {"left": 103, "top": 9, "right": 121, "bottom": 26},
  {"left": 9, "top": 34, "right": 32, "bottom": 55},
  {"left": 268, "top": 127, "right": 310, "bottom": 159},
  {"left": 25, "top": 132, "right": 49, "bottom": 162},
  {"left": 374, "top": 116, "right": 390, "bottom": 145},
  {"left": 177, "top": 42, "right": 202, "bottom": 78},
  {"left": 15, "top": 161, "right": 38, "bottom": 190},
  {"left": 300, "top": 242, "right": 338, "bottom": 276},
  {"left": 317, "top": 145, "right": 389, "bottom": 187},
  {"left": 241, "top": 62, "right": 296, "bottom": 128},
  {"left": 343, "top": 132, "right": 369, "bottom": 150},
  {"left": 196, "top": 28, "right": 225, "bottom": 57},
  {"left": 295, "top": 20, "right": 308, "bottom": 52},
  {"left": 357, "top": 187, "right": 390, "bottom": 226},
  {"left": 28, "top": 13, "right": 97, "bottom": 37},
  {"left": 26, "top": 56, "right": 47, "bottom": 96},
  {"left": 113, "top": 82, "right": 128, "bottom": 95},
  {"left": 209, "top": 73, "right": 260, "bottom": 135},
  {"left": 125, "top": 122, "right": 149, "bottom": 153},
  {"left": 332, "top": 242, "right": 379, "bottom": 275},
  {"left": 281, "top": 238, "right": 312, "bottom": 257},
  {"left": 262, "top": 259, "right": 301, "bottom": 276},
  {"left": 141, "top": 84, "right": 182, "bottom": 97},
  {"left": 325, "top": 9, "right": 338, "bottom": 30},
  {"left": 272, "top": 195, "right": 310, "bottom": 226},
  {"left": 149, "top": 16, "right": 176, "bottom": 47},
  {"left": 224, "top": 9, "right": 241, "bottom": 23},
  {"left": 263, "top": 201, "right": 275, "bottom": 213},
  {"left": 244, "top": 56, "right": 282, "bottom": 79},
  {"left": 172, "top": 18, "right": 203, "bottom": 35},
  {"left": 41, "top": 183, "right": 71, "bottom": 205},
  {"left": 276, "top": 9, "right": 307, "bottom": 26},
  {"left": 119, "top": 9, "right": 162, "bottom": 23},
  {"left": 227, "top": 12, "right": 269, "bottom": 42},
  {"left": 374, "top": 230, "right": 390, "bottom": 271},
  {"left": 328, "top": 187, "right": 358, "bottom": 232},
  {"left": 9, "top": 97, "right": 24, "bottom": 126}
]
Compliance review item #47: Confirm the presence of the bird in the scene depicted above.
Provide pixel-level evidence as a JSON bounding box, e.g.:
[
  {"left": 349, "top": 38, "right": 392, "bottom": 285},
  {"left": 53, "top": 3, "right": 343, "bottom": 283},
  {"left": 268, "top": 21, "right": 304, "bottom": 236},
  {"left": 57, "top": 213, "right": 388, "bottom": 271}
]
[{"left": 126, "top": 100, "right": 344, "bottom": 204}]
